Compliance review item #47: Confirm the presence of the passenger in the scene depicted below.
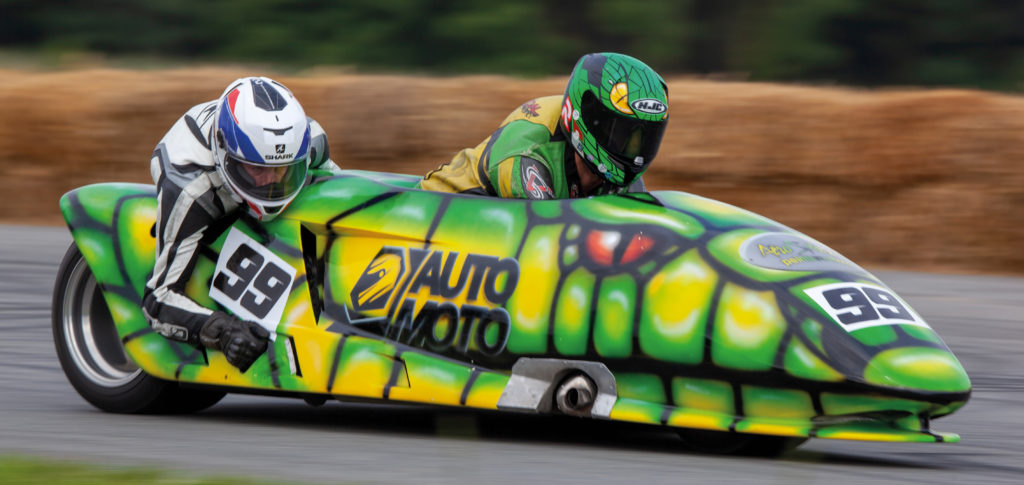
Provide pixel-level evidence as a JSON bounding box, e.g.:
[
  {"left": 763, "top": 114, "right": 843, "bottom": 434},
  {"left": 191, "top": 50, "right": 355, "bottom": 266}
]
[
  {"left": 420, "top": 52, "right": 668, "bottom": 199},
  {"left": 143, "top": 77, "right": 337, "bottom": 371}
]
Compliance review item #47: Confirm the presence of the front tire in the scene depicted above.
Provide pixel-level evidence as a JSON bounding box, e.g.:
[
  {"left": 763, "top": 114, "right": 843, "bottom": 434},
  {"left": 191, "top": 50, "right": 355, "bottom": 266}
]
[{"left": 51, "top": 244, "right": 224, "bottom": 413}]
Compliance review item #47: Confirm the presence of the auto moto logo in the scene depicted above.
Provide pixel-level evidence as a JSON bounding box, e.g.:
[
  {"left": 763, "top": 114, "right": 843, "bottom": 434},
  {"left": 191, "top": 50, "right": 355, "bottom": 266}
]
[
  {"left": 351, "top": 247, "right": 404, "bottom": 311},
  {"left": 350, "top": 246, "right": 520, "bottom": 356}
]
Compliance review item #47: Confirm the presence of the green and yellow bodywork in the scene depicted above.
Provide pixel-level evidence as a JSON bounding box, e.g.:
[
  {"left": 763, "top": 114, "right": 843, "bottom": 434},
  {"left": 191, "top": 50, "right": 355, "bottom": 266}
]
[{"left": 59, "top": 170, "right": 970, "bottom": 443}]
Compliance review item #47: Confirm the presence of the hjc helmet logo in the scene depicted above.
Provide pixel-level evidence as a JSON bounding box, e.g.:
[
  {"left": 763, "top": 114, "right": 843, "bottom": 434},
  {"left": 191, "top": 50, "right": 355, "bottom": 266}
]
[{"left": 631, "top": 99, "right": 666, "bottom": 115}]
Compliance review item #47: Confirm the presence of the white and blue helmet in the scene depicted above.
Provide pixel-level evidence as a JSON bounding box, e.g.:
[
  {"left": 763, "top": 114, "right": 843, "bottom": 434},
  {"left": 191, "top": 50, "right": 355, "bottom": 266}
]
[{"left": 212, "top": 77, "right": 310, "bottom": 221}]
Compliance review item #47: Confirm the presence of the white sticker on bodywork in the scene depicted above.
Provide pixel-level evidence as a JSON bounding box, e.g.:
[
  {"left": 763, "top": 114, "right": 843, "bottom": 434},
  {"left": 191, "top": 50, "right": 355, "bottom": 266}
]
[
  {"left": 804, "top": 282, "right": 930, "bottom": 332},
  {"left": 209, "top": 227, "right": 296, "bottom": 336}
]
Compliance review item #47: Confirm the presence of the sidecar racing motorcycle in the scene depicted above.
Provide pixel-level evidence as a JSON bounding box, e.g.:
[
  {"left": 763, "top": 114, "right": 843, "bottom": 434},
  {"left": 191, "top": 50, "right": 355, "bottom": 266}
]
[{"left": 52, "top": 170, "right": 971, "bottom": 454}]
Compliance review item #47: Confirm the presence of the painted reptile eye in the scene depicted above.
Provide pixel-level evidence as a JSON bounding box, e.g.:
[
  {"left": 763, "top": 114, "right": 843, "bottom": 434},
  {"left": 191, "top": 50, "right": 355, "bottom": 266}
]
[{"left": 584, "top": 230, "right": 655, "bottom": 267}]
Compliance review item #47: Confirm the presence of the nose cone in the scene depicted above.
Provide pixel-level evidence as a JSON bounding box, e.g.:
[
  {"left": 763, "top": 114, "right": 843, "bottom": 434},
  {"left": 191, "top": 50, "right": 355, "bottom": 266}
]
[{"left": 864, "top": 346, "right": 971, "bottom": 395}]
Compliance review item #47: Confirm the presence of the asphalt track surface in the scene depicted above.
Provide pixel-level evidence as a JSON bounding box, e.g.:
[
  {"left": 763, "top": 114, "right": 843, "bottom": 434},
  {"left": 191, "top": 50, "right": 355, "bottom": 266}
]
[{"left": 1, "top": 224, "right": 1022, "bottom": 485}]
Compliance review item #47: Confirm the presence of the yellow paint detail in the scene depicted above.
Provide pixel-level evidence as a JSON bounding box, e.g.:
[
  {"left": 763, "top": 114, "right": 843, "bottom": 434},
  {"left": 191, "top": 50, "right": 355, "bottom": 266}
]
[
  {"left": 102, "top": 292, "right": 141, "bottom": 333},
  {"left": 736, "top": 421, "right": 807, "bottom": 437},
  {"left": 331, "top": 345, "right": 395, "bottom": 398},
  {"left": 553, "top": 267, "right": 594, "bottom": 355},
  {"left": 648, "top": 253, "right": 712, "bottom": 337},
  {"left": 558, "top": 270, "right": 590, "bottom": 325},
  {"left": 282, "top": 302, "right": 312, "bottom": 329},
  {"left": 394, "top": 364, "right": 411, "bottom": 388},
  {"left": 185, "top": 260, "right": 216, "bottom": 308},
  {"left": 609, "top": 399, "right": 661, "bottom": 424},
  {"left": 686, "top": 195, "right": 753, "bottom": 220},
  {"left": 282, "top": 285, "right": 317, "bottom": 330},
  {"left": 672, "top": 378, "right": 734, "bottom": 414},
  {"left": 640, "top": 249, "right": 715, "bottom": 362},
  {"left": 866, "top": 348, "right": 970, "bottom": 392},
  {"left": 720, "top": 285, "right": 782, "bottom": 345},
  {"left": 430, "top": 204, "right": 527, "bottom": 259},
  {"left": 610, "top": 82, "right": 633, "bottom": 114},
  {"left": 462, "top": 372, "right": 510, "bottom": 409},
  {"left": 713, "top": 283, "right": 786, "bottom": 370},
  {"left": 128, "top": 213, "right": 157, "bottom": 258},
  {"left": 743, "top": 386, "right": 815, "bottom": 419},
  {"left": 506, "top": 225, "right": 561, "bottom": 353},
  {"left": 192, "top": 356, "right": 266, "bottom": 387},
  {"left": 665, "top": 410, "right": 732, "bottom": 431},
  {"left": 289, "top": 328, "right": 342, "bottom": 393},
  {"left": 818, "top": 430, "right": 925, "bottom": 442},
  {"left": 594, "top": 274, "right": 635, "bottom": 357},
  {"left": 389, "top": 368, "right": 463, "bottom": 406},
  {"left": 464, "top": 384, "right": 504, "bottom": 409},
  {"left": 122, "top": 338, "right": 176, "bottom": 380},
  {"left": 785, "top": 337, "right": 844, "bottom": 381},
  {"left": 388, "top": 353, "right": 472, "bottom": 405}
]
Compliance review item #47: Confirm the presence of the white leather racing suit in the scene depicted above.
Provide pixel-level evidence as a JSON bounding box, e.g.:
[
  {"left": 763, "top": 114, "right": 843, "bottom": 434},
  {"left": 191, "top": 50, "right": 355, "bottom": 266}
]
[{"left": 142, "top": 100, "right": 336, "bottom": 343}]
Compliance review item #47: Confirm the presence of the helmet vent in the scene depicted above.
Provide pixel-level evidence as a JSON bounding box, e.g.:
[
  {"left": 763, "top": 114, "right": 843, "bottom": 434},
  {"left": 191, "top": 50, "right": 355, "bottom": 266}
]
[
  {"left": 263, "top": 126, "right": 294, "bottom": 136},
  {"left": 250, "top": 78, "right": 289, "bottom": 112}
]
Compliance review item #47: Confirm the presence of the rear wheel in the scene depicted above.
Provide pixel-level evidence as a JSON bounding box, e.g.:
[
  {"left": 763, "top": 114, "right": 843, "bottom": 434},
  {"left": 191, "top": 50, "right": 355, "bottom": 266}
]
[
  {"left": 51, "top": 244, "right": 224, "bottom": 413},
  {"left": 676, "top": 428, "right": 807, "bottom": 456}
]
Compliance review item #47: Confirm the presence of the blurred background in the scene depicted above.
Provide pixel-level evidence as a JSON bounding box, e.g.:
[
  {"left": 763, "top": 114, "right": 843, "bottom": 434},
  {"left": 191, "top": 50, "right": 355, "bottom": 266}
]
[
  {"left": 6, "top": 0, "right": 1024, "bottom": 89},
  {"left": 0, "top": 0, "right": 1022, "bottom": 274}
]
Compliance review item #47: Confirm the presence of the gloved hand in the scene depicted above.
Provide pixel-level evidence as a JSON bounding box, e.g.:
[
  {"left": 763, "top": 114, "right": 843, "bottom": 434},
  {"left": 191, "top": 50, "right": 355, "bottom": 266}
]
[{"left": 199, "top": 311, "right": 270, "bottom": 372}]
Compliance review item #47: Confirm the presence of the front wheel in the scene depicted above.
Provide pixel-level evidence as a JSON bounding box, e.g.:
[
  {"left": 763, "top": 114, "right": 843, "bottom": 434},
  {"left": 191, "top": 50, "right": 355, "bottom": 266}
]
[{"left": 51, "top": 244, "right": 224, "bottom": 413}]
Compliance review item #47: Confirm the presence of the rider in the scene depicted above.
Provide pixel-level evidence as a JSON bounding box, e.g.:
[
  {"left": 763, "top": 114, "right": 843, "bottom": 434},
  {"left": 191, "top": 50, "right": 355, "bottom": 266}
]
[
  {"left": 143, "top": 76, "right": 336, "bottom": 372},
  {"left": 419, "top": 52, "right": 668, "bottom": 199}
]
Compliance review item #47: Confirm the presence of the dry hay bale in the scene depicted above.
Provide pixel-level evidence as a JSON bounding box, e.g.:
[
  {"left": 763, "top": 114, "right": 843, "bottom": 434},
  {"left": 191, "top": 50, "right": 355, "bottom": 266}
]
[{"left": 0, "top": 69, "right": 1021, "bottom": 273}]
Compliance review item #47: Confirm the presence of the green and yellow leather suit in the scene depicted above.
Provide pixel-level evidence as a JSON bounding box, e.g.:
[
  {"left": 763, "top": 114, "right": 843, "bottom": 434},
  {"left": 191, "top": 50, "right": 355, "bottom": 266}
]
[{"left": 419, "top": 96, "right": 642, "bottom": 199}]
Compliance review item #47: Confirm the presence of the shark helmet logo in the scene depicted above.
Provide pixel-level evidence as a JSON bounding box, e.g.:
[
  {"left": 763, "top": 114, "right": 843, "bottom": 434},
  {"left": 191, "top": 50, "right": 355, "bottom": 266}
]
[{"left": 350, "top": 247, "right": 405, "bottom": 311}]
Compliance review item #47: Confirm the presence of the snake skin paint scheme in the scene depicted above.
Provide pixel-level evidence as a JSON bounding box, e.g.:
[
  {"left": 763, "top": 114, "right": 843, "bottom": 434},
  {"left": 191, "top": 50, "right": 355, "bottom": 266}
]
[{"left": 59, "top": 170, "right": 970, "bottom": 443}]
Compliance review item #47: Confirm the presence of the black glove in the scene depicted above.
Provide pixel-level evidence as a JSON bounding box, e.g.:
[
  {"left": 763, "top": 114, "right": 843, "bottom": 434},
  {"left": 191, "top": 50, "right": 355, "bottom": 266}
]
[{"left": 199, "top": 311, "right": 270, "bottom": 372}]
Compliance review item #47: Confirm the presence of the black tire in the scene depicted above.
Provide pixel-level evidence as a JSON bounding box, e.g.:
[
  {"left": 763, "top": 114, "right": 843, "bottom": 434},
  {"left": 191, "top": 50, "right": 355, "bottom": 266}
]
[
  {"left": 676, "top": 428, "right": 807, "bottom": 457},
  {"left": 51, "top": 243, "right": 224, "bottom": 414}
]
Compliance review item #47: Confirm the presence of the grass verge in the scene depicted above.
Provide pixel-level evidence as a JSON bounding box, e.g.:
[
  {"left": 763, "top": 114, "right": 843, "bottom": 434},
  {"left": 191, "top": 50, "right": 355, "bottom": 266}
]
[{"left": 0, "top": 455, "right": 311, "bottom": 485}]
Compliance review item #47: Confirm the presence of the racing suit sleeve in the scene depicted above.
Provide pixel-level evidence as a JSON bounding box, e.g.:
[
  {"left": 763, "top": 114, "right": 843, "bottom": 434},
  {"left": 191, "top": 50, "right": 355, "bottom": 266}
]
[
  {"left": 143, "top": 164, "right": 226, "bottom": 344},
  {"left": 419, "top": 145, "right": 493, "bottom": 195},
  {"left": 419, "top": 96, "right": 564, "bottom": 197},
  {"left": 142, "top": 106, "right": 232, "bottom": 345},
  {"left": 491, "top": 156, "right": 557, "bottom": 199}
]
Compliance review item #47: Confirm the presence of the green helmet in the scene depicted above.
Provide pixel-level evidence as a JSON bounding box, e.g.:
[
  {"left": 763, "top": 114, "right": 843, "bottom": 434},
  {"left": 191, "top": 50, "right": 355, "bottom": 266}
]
[{"left": 559, "top": 52, "right": 669, "bottom": 187}]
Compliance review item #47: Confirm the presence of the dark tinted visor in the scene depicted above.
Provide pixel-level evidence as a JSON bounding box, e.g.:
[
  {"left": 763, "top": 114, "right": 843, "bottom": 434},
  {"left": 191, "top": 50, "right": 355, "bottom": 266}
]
[
  {"left": 580, "top": 91, "right": 667, "bottom": 173},
  {"left": 223, "top": 154, "right": 307, "bottom": 202}
]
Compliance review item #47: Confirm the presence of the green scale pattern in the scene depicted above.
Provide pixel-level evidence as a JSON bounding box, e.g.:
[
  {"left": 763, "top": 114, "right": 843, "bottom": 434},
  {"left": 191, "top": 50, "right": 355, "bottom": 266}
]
[{"left": 60, "top": 170, "right": 970, "bottom": 442}]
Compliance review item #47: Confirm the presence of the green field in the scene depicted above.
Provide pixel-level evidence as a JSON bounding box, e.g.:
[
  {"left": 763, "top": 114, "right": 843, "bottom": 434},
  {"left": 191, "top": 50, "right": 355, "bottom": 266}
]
[{"left": 0, "top": 456, "right": 317, "bottom": 485}]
